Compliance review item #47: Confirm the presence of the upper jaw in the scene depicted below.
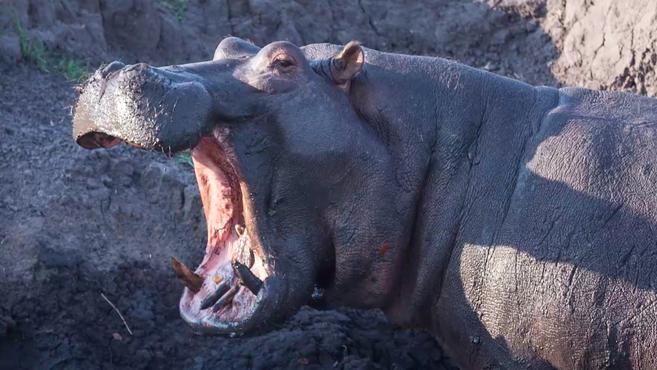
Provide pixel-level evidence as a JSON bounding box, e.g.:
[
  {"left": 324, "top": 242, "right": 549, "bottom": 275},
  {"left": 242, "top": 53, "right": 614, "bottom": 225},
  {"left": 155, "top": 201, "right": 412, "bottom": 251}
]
[{"left": 72, "top": 62, "right": 215, "bottom": 153}]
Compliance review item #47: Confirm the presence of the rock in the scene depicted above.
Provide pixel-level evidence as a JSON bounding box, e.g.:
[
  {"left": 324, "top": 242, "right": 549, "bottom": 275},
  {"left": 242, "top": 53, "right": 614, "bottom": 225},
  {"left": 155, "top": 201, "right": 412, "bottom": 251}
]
[
  {"left": 100, "top": 0, "right": 162, "bottom": 58},
  {"left": 542, "top": 0, "right": 657, "bottom": 96}
]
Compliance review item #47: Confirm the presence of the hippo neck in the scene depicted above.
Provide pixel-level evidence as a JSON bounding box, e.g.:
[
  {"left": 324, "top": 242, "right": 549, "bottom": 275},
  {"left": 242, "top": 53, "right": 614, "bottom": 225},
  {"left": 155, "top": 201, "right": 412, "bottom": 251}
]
[
  {"left": 351, "top": 53, "right": 542, "bottom": 161},
  {"left": 349, "top": 53, "right": 560, "bottom": 327}
]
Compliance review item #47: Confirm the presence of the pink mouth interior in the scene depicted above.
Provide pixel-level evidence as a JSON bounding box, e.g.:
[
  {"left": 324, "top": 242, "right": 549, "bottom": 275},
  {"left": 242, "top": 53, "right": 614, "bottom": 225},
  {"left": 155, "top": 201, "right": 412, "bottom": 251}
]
[{"left": 179, "top": 134, "right": 267, "bottom": 328}]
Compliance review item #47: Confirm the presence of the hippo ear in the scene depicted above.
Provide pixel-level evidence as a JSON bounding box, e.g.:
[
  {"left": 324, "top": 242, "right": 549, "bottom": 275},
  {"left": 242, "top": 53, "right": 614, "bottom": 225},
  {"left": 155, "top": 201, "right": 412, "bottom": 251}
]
[
  {"left": 214, "top": 37, "right": 260, "bottom": 60},
  {"left": 330, "top": 41, "right": 364, "bottom": 90}
]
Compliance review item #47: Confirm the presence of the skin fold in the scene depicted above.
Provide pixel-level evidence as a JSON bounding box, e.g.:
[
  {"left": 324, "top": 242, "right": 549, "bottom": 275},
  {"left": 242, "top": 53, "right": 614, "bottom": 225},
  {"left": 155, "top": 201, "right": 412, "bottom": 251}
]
[{"left": 73, "top": 37, "right": 657, "bottom": 369}]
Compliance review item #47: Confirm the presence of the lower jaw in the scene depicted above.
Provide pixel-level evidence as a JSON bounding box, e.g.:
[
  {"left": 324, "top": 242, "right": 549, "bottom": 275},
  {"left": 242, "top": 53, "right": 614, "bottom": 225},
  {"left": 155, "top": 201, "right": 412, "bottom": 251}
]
[{"left": 178, "top": 246, "right": 264, "bottom": 328}]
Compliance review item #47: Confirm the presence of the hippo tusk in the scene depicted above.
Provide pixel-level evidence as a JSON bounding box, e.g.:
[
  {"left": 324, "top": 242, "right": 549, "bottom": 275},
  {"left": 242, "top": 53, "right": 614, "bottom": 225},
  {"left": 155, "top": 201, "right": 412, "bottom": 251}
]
[
  {"left": 211, "top": 285, "right": 239, "bottom": 312},
  {"left": 200, "top": 281, "right": 230, "bottom": 310},
  {"left": 232, "top": 260, "right": 263, "bottom": 295},
  {"left": 171, "top": 256, "right": 204, "bottom": 293}
]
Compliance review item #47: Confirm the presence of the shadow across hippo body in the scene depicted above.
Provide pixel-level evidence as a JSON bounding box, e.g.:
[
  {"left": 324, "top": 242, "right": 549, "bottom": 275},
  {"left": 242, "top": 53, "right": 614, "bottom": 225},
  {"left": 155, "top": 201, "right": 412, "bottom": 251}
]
[{"left": 72, "top": 37, "right": 657, "bottom": 369}]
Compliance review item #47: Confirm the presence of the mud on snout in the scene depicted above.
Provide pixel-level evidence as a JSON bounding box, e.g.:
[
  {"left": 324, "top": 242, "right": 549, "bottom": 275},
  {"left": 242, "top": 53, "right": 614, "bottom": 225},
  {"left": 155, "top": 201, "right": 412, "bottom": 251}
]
[{"left": 72, "top": 61, "right": 309, "bottom": 335}]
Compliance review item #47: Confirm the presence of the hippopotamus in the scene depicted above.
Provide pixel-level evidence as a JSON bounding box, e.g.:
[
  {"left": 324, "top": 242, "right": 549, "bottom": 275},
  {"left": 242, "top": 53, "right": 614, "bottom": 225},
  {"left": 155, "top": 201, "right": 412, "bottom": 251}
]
[{"left": 72, "top": 37, "right": 657, "bottom": 369}]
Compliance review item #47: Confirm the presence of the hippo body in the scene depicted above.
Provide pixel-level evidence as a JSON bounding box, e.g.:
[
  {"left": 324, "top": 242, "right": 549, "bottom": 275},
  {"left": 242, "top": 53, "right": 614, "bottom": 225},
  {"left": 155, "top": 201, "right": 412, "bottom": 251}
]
[
  {"left": 73, "top": 38, "right": 657, "bottom": 369},
  {"left": 431, "top": 87, "right": 657, "bottom": 370}
]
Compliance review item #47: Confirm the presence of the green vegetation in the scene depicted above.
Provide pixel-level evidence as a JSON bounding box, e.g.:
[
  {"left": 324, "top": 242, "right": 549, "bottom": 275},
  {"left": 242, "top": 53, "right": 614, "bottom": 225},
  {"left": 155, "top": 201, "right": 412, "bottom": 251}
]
[
  {"left": 15, "top": 19, "right": 48, "bottom": 71},
  {"left": 175, "top": 150, "right": 194, "bottom": 168},
  {"left": 56, "top": 58, "right": 90, "bottom": 82},
  {"left": 15, "top": 19, "right": 91, "bottom": 82},
  {"left": 159, "top": 0, "right": 188, "bottom": 22}
]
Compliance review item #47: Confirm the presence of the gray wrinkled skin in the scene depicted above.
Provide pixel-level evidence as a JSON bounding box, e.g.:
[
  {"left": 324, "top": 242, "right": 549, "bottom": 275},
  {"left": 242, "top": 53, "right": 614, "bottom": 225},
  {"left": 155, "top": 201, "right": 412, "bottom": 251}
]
[
  {"left": 74, "top": 62, "right": 214, "bottom": 152},
  {"left": 73, "top": 37, "right": 657, "bottom": 369}
]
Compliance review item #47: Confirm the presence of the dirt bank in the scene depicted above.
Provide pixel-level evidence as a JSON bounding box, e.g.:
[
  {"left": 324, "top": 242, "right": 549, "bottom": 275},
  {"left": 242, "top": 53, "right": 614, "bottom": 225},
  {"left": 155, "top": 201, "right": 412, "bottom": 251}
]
[
  {"left": 3, "top": 0, "right": 657, "bottom": 96},
  {"left": 1, "top": 0, "right": 559, "bottom": 84}
]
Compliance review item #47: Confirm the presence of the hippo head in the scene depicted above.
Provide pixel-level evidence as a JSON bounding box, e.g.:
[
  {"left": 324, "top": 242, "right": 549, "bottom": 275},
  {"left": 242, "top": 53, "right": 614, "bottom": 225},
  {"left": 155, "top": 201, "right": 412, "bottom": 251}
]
[{"left": 73, "top": 37, "right": 403, "bottom": 334}]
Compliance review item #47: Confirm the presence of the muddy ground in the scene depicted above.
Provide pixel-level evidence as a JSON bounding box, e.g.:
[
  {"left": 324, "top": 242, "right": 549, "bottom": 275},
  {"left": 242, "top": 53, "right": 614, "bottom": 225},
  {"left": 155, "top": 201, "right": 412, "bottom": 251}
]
[{"left": 1, "top": 1, "right": 656, "bottom": 369}]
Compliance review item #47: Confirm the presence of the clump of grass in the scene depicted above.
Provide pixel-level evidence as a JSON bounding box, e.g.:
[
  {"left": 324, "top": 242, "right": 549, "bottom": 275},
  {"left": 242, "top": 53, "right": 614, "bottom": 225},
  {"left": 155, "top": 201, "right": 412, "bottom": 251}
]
[
  {"left": 15, "top": 19, "right": 91, "bottom": 82},
  {"left": 159, "top": 0, "right": 188, "bottom": 22},
  {"left": 175, "top": 150, "right": 194, "bottom": 168},
  {"left": 56, "top": 58, "right": 91, "bottom": 82},
  {"left": 15, "top": 19, "right": 49, "bottom": 71}
]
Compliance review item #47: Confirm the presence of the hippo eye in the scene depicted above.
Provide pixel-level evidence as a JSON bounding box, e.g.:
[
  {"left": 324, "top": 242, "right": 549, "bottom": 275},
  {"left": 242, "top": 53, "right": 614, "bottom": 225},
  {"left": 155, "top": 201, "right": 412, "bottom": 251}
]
[{"left": 272, "top": 58, "right": 295, "bottom": 70}]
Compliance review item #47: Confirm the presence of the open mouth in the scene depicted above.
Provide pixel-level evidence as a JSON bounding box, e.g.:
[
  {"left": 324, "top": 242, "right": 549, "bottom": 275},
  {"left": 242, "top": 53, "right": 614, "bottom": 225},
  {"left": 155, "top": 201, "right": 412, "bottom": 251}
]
[
  {"left": 72, "top": 64, "right": 319, "bottom": 335},
  {"left": 173, "top": 129, "right": 270, "bottom": 334}
]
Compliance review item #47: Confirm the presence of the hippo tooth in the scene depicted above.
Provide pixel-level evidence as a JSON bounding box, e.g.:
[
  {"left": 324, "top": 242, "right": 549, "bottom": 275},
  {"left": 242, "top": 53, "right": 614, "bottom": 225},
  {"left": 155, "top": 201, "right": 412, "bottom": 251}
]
[
  {"left": 232, "top": 260, "right": 263, "bottom": 295},
  {"left": 211, "top": 285, "right": 239, "bottom": 312},
  {"left": 234, "top": 224, "right": 245, "bottom": 237},
  {"left": 247, "top": 248, "right": 254, "bottom": 268},
  {"left": 213, "top": 273, "right": 224, "bottom": 284},
  {"left": 171, "top": 256, "right": 204, "bottom": 293},
  {"left": 237, "top": 244, "right": 255, "bottom": 268},
  {"left": 200, "top": 281, "right": 230, "bottom": 310},
  {"left": 234, "top": 231, "right": 254, "bottom": 268}
]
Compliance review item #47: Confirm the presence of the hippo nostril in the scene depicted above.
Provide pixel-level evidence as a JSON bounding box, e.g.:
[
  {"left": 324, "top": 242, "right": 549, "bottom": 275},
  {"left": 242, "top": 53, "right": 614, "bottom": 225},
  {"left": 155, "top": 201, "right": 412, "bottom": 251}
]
[
  {"left": 100, "top": 61, "right": 126, "bottom": 78},
  {"left": 124, "top": 62, "right": 151, "bottom": 73}
]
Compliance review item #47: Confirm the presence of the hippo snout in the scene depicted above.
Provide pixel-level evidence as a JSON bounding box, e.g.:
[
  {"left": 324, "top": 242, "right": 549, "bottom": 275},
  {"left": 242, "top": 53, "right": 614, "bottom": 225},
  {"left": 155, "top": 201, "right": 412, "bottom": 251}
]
[{"left": 73, "top": 61, "right": 215, "bottom": 153}]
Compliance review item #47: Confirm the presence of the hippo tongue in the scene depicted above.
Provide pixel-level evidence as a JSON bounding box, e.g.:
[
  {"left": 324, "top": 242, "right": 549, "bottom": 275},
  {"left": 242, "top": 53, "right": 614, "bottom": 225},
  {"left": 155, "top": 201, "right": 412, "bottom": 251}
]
[{"left": 176, "top": 133, "right": 268, "bottom": 327}]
